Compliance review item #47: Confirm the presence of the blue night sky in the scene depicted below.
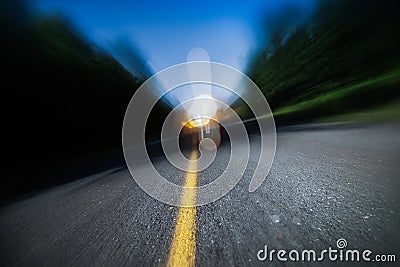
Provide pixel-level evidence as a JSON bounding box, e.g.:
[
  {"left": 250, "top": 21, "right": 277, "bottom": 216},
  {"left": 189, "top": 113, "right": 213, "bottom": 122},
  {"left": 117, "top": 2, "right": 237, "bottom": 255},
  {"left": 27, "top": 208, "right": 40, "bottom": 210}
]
[{"left": 34, "top": 0, "right": 315, "bottom": 73}]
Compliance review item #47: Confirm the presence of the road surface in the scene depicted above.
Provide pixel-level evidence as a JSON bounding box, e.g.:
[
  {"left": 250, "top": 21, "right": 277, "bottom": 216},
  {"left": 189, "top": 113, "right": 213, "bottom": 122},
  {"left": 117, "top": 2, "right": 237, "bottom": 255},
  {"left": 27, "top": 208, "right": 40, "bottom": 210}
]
[{"left": 0, "top": 123, "right": 399, "bottom": 266}]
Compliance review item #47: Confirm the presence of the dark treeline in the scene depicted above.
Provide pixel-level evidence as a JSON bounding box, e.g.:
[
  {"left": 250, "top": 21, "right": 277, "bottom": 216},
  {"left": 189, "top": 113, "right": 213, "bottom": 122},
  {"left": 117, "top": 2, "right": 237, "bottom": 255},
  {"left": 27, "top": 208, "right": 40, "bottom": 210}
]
[
  {"left": 246, "top": 0, "right": 400, "bottom": 123},
  {"left": 0, "top": 1, "right": 161, "bottom": 200}
]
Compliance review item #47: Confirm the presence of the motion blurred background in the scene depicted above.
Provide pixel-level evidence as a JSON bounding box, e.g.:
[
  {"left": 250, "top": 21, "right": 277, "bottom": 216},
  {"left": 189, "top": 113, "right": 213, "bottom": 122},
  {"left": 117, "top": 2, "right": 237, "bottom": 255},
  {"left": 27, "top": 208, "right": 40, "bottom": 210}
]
[{"left": 1, "top": 0, "right": 399, "bottom": 201}]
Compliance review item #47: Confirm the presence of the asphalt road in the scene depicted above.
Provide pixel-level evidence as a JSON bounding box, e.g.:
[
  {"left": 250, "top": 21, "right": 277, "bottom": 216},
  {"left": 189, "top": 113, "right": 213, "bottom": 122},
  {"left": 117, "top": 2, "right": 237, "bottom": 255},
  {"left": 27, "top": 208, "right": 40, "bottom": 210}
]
[{"left": 0, "top": 123, "right": 399, "bottom": 266}]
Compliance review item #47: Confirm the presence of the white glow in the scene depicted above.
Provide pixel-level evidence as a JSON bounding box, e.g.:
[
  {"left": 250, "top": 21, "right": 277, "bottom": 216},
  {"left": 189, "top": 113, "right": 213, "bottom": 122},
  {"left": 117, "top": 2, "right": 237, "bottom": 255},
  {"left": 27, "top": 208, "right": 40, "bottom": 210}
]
[
  {"left": 187, "top": 94, "right": 218, "bottom": 123},
  {"left": 185, "top": 48, "right": 218, "bottom": 124},
  {"left": 189, "top": 118, "right": 210, "bottom": 128},
  {"left": 155, "top": 47, "right": 241, "bottom": 111}
]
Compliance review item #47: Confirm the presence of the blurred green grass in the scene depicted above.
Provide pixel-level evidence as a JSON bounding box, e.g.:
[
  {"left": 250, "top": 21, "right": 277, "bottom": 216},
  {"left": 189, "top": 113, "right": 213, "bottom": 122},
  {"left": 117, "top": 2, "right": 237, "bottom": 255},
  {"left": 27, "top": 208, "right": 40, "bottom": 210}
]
[
  {"left": 316, "top": 100, "right": 400, "bottom": 123},
  {"left": 274, "top": 70, "right": 400, "bottom": 121}
]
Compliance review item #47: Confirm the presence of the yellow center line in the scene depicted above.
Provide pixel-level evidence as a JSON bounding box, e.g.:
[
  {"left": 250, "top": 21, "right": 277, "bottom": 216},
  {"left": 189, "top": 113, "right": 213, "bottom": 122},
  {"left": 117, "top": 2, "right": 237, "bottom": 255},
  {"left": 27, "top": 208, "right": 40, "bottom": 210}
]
[{"left": 167, "top": 151, "right": 198, "bottom": 267}]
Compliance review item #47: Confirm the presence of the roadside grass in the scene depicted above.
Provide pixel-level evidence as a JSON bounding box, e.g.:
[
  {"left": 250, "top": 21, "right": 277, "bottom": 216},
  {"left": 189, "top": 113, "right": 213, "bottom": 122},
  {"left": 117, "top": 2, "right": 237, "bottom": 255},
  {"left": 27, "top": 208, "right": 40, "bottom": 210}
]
[
  {"left": 273, "top": 69, "right": 400, "bottom": 123},
  {"left": 315, "top": 99, "right": 400, "bottom": 123}
]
